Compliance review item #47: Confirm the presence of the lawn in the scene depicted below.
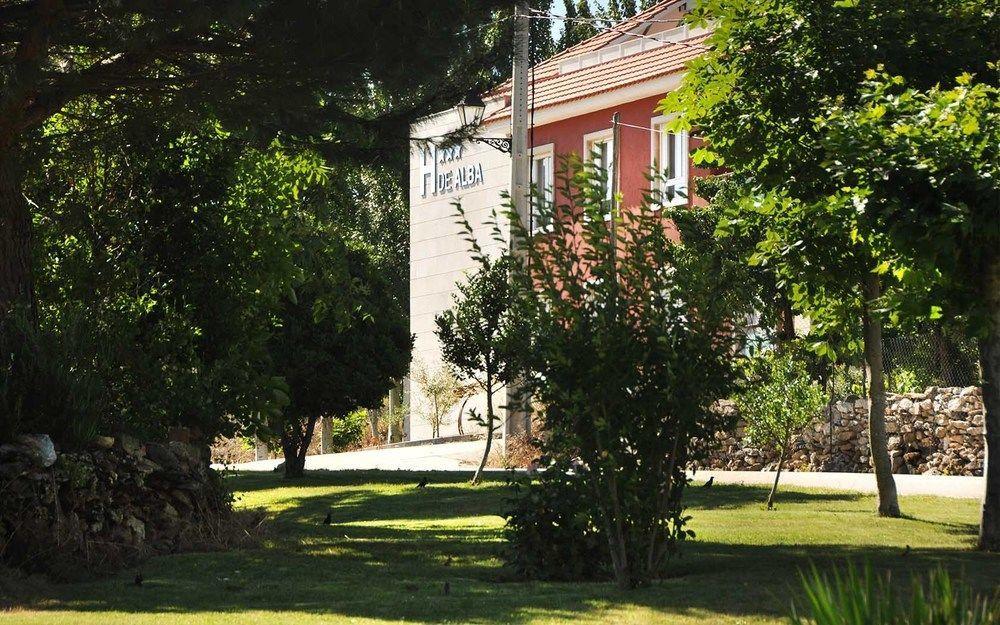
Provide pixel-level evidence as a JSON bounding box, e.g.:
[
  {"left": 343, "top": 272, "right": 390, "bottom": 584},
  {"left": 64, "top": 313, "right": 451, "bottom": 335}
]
[{"left": 3, "top": 471, "right": 997, "bottom": 624}]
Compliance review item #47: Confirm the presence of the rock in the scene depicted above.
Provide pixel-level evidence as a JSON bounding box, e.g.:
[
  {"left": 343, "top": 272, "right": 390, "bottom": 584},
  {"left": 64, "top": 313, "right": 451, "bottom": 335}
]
[
  {"left": 125, "top": 516, "right": 146, "bottom": 542},
  {"left": 119, "top": 434, "right": 143, "bottom": 457},
  {"left": 145, "top": 442, "right": 179, "bottom": 469},
  {"left": 16, "top": 434, "right": 57, "bottom": 468}
]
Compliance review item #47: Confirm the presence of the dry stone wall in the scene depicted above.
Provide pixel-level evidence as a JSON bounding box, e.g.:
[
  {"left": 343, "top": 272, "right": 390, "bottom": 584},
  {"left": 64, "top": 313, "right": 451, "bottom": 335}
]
[
  {"left": 0, "top": 434, "right": 236, "bottom": 579},
  {"left": 695, "top": 386, "right": 984, "bottom": 476}
]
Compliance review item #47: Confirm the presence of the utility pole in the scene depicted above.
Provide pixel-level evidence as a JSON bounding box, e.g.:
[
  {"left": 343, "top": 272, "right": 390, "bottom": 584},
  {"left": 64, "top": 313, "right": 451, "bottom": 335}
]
[
  {"left": 510, "top": 2, "right": 531, "bottom": 236},
  {"left": 506, "top": 1, "right": 531, "bottom": 442}
]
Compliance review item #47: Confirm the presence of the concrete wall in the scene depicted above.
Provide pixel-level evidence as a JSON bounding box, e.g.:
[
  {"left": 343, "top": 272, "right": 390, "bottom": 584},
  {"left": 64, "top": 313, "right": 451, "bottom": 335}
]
[{"left": 408, "top": 110, "right": 511, "bottom": 442}]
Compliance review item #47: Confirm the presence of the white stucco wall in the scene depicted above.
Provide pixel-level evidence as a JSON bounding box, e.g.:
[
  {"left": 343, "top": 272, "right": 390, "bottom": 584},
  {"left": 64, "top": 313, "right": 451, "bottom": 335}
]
[{"left": 407, "top": 109, "right": 512, "bottom": 442}]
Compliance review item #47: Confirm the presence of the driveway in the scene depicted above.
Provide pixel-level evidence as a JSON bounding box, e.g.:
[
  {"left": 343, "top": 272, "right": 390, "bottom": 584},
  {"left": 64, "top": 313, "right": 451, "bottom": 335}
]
[{"left": 221, "top": 440, "right": 984, "bottom": 499}]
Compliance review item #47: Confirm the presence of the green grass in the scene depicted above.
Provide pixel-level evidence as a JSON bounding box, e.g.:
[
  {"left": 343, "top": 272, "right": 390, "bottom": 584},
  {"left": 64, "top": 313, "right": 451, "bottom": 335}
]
[{"left": 3, "top": 471, "right": 997, "bottom": 624}]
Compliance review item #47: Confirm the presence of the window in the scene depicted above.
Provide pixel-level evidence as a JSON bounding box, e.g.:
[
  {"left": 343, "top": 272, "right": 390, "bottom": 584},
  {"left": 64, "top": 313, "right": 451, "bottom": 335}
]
[
  {"left": 651, "top": 116, "right": 688, "bottom": 207},
  {"left": 531, "top": 145, "right": 554, "bottom": 233},
  {"left": 584, "top": 129, "right": 614, "bottom": 218}
]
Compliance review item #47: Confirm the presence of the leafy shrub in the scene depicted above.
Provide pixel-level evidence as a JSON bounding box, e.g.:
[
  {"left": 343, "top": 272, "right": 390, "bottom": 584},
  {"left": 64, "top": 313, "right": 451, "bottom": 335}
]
[
  {"left": 735, "top": 346, "right": 827, "bottom": 509},
  {"left": 502, "top": 462, "right": 608, "bottom": 581},
  {"left": 329, "top": 410, "right": 367, "bottom": 452},
  {"left": 0, "top": 310, "right": 108, "bottom": 448},
  {"left": 887, "top": 367, "right": 921, "bottom": 394},
  {"left": 504, "top": 158, "right": 736, "bottom": 587},
  {"left": 791, "top": 563, "right": 999, "bottom": 625}
]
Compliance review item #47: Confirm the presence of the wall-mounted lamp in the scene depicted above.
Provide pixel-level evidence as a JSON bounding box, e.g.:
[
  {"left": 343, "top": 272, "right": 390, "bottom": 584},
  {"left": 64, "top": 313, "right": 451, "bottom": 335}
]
[{"left": 456, "top": 91, "right": 511, "bottom": 154}]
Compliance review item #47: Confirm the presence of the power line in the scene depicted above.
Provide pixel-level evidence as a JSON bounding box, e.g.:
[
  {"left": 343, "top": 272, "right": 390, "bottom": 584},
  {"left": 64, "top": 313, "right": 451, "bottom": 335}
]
[
  {"left": 526, "top": 7, "right": 688, "bottom": 24},
  {"left": 525, "top": 13, "right": 708, "bottom": 51}
]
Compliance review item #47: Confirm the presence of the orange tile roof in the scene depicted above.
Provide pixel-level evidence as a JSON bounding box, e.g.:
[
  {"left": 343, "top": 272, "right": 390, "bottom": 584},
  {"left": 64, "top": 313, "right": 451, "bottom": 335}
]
[{"left": 485, "top": 0, "right": 708, "bottom": 122}]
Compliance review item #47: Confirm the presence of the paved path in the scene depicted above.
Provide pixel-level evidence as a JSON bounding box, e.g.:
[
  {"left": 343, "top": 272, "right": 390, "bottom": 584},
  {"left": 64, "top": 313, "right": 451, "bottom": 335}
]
[
  {"left": 693, "top": 470, "right": 983, "bottom": 499},
  {"left": 222, "top": 440, "right": 984, "bottom": 499},
  {"left": 223, "top": 439, "right": 490, "bottom": 472}
]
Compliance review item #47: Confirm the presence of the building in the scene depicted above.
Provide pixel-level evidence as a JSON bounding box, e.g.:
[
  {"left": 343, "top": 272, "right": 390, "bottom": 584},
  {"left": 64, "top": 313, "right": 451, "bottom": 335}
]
[{"left": 405, "top": 0, "right": 710, "bottom": 442}]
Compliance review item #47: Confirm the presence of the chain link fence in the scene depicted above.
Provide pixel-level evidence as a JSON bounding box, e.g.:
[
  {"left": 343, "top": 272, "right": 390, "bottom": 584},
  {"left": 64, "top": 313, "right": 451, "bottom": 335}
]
[{"left": 882, "top": 324, "right": 981, "bottom": 391}]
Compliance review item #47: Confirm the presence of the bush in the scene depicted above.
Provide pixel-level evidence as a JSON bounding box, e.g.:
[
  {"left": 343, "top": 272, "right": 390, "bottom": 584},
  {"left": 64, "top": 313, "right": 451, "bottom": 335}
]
[
  {"left": 504, "top": 158, "right": 737, "bottom": 587},
  {"left": 329, "top": 410, "right": 367, "bottom": 452},
  {"left": 735, "top": 346, "right": 826, "bottom": 509},
  {"left": 791, "top": 563, "right": 999, "bottom": 625},
  {"left": 502, "top": 462, "right": 608, "bottom": 581},
  {"left": 0, "top": 310, "right": 108, "bottom": 448}
]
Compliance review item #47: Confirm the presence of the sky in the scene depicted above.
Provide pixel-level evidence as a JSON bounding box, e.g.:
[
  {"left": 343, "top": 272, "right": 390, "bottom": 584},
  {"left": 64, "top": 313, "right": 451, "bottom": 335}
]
[{"left": 548, "top": 0, "right": 609, "bottom": 38}]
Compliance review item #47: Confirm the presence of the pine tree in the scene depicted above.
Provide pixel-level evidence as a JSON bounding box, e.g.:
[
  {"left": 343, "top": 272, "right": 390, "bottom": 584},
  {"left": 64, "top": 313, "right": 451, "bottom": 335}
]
[
  {"left": 0, "top": 0, "right": 507, "bottom": 319},
  {"left": 558, "top": 0, "right": 599, "bottom": 51}
]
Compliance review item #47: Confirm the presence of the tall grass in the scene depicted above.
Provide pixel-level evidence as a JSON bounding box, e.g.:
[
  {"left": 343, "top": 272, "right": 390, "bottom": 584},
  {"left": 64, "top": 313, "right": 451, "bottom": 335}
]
[{"left": 790, "top": 564, "right": 998, "bottom": 625}]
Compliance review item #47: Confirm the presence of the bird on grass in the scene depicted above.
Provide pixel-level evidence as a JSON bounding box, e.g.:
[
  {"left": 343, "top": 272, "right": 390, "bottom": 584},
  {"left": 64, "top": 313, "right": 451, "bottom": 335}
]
[
  {"left": 133, "top": 571, "right": 144, "bottom": 587},
  {"left": 404, "top": 583, "right": 419, "bottom": 592},
  {"left": 702, "top": 476, "right": 714, "bottom": 488},
  {"left": 902, "top": 545, "right": 911, "bottom": 557},
  {"left": 443, "top": 581, "right": 451, "bottom": 596},
  {"left": 416, "top": 477, "right": 428, "bottom": 488},
  {"left": 322, "top": 511, "right": 332, "bottom": 525}
]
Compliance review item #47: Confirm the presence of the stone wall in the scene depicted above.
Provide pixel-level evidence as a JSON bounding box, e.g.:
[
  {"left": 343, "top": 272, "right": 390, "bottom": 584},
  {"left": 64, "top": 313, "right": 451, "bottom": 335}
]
[
  {"left": 0, "top": 434, "right": 246, "bottom": 579},
  {"left": 695, "top": 386, "right": 984, "bottom": 476}
]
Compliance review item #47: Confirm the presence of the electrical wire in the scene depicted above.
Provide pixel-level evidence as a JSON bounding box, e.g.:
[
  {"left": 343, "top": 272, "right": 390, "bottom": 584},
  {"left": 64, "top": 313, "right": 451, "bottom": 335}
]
[
  {"left": 527, "top": 7, "right": 687, "bottom": 24},
  {"left": 525, "top": 12, "right": 708, "bottom": 50}
]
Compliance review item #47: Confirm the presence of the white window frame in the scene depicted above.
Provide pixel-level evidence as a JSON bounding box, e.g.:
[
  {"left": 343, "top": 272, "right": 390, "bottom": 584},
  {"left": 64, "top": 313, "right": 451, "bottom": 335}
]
[
  {"left": 583, "top": 128, "right": 614, "bottom": 220},
  {"left": 530, "top": 143, "right": 555, "bottom": 234},
  {"left": 650, "top": 114, "right": 689, "bottom": 208}
]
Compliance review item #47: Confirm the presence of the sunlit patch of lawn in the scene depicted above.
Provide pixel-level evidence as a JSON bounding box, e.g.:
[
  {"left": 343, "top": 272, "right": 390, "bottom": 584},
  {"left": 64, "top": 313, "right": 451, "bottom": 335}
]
[{"left": 3, "top": 470, "right": 996, "bottom": 624}]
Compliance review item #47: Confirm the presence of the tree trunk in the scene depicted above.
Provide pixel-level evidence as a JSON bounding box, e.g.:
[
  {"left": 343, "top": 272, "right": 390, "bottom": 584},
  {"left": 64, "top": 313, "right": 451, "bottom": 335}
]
[
  {"left": 471, "top": 385, "right": 494, "bottom": 485},
  {"left": 767, "top": 453, "right": 785, "bottom": 510},
  {"left": 776, "top": 289, "right": 796, "bottom": 344},
  {"left": 862, "top": 274, "right": 901, "bottom": 517},
  {"left": 0, "top": 148, "right": 36, "bottom": 319},
  {"left": 457, "top": 397, "right": 468, "bottom": 436},
  {"left": 282, "top": 416, "right": 319, "bottom": 479},
  {"left": 978, "top": 253, "right": 1000, "bottom": 552}
]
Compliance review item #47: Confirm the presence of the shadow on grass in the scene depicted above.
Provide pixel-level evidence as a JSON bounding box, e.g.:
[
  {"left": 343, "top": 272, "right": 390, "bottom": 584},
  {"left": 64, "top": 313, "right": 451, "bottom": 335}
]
[{"left": 16, "top": 471, "right": 998, "bottom": 625}]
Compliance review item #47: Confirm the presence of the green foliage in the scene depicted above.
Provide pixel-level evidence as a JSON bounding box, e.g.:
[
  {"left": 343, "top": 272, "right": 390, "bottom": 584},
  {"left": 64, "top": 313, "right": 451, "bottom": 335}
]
[
  {"left": 0, "top": 310, "right": 107, "bottom": 447},
  {"left": 790, "top": 563, "right": 999, "bottom": 625},
  {"left": 328, "top": 410, "right": 368, "bottom": 453},
  {"left": 886, "top": 367, "right": 921, "bottom": 395},
  {"left": 820, "top": 69, "right": 1000, "bottom": 335},
  {"left": 503, "top": 462, "right": 608, "bottom": 581},
  {"left": 558, "top": 0, "right": 600, "bottom": 51},
  {"left": 21, "top": 109, "right": 331, "bottom": 443},
  {"left": 435, "top": 205, "right": 529, "bottom": 480},
  {"left": 267, "top": 242, "right": 412, "bottom": 477},
  {"left": 660, "top": 0, "right": 997, "bottom": 355},
  {"left": 736, "top": 348, "right": 827, "bottom": 457},
  {"left": 412, "top": 363, "right": 464, "bottom": 439},
  {"left": 505, "top": 158, "right": 739, "bottom": 587}
]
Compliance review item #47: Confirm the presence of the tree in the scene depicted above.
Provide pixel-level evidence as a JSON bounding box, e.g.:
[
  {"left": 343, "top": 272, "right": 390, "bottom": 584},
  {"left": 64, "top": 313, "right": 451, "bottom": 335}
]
[
  {"left": 819, "top": 71, "right": 1000, "bottom": 549},
  {"left": 435, "top": 210, "right": 528, "bottom": 485},
  {"left": 268, "top": 241, "right": 411, "bottom": 478},
  {"left": 7, "top": 107, "right": 325, "bottom": 445},
  {"left": 413, "top": 363, "right": 463, "bottom": 440},
  {"left": 558, "top": 0, "right": 600, "bottom": 51},
  {"left": 0, "top": 0, "right": 507, "bottom": 317},
  {"left": 507, "top": 159, "right": 739, "bottom": 588},
  {"left": 660, "top": 0, "right": 996, "bottom": 518},
  {"left": 735, "top": 348, "right": 827, "bottom": 509}
]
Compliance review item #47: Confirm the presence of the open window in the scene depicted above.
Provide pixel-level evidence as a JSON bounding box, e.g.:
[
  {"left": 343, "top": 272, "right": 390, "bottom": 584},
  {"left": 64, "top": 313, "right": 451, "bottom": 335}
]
[
  {"left": 650, "top": 115, "right": 689, "bottom": 207},
  {"left": 531, "top": 144, "right": 554, "bottom": 233},
  {"left": 583, "top": 129, "right": 614, "bottom": 219}
]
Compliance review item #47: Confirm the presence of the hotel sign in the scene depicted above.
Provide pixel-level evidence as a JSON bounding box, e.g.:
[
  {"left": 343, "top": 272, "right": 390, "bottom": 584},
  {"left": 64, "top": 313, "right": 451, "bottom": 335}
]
[{"left": 420, "top": 144, "right": 485, "bottom": 198}]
